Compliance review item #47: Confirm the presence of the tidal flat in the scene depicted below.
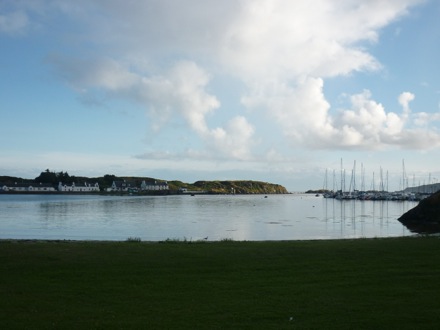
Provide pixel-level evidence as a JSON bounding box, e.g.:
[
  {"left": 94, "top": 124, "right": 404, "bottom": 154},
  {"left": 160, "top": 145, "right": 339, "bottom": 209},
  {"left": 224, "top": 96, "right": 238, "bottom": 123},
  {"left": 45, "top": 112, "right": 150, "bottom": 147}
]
[{"left": 1, "top": 237, "right": 440, "bottom": 329}]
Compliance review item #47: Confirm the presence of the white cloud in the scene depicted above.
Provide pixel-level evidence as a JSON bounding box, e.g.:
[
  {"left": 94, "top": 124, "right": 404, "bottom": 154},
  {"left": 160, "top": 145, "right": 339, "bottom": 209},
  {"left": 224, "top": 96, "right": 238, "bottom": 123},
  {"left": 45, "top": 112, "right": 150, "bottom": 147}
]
[
  {"left": 398, "top": 92, "right": 415, "bottom": 115},
  {"left": 335, "top": 90, "right": 440, "bottom": 149},
  {"left": 50, "top": 57, "right": 256, "bottom": 159},
  {"left": 219, "top": 0, "right": 387, "bottom": 80},
  {"left": 139, "top": 61, "right": 220, "bottom": 134},
  {"left": 208, "top": 116, "right": 255, "bottom": 160},
  {"left": 21, "top": 0, "right": 440, "bottom": 156},
  {"left": 138, "top": 62, "right": 255, "bottom": 160},
  {"left": 50, "top": 0, "right": 420, "bottom": 80},
  {"left": 245, "top": 83, "right": 440, "bottom": 150},
  {"left": 242, "top": 77, "right": 335, "bottom": 146},
  {"left": 414, "top": 112, "right": 440, "bottom": 126}
]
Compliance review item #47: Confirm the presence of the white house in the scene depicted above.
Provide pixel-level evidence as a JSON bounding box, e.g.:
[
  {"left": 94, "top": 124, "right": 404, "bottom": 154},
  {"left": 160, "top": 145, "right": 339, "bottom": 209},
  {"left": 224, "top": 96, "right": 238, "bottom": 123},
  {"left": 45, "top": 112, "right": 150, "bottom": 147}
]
[
  {"left": 107, "top": 180, "right": 168, "bottom": 192},
  {"left": 58, "top": 182, "right": 100, "bottom": 192},
  {"left": 141, "top": 180, "right": 169, "bottom": 191},
  {"left": 0, "top": 183, "right": 56, "bottom": 192},
  {"left": 107, "top": 180, "right": 136, "bottom": 192}
]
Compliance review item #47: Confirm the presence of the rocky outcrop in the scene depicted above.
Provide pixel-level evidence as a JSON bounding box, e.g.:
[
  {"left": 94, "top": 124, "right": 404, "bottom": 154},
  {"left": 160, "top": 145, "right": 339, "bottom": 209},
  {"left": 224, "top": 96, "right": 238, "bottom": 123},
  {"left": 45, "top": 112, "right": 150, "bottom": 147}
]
[
  {"left": 192, "top": 180, "right": 288, "bottom": 194},
  {"left": 398, "top": 191, "right": 440, "bottom": 234}
]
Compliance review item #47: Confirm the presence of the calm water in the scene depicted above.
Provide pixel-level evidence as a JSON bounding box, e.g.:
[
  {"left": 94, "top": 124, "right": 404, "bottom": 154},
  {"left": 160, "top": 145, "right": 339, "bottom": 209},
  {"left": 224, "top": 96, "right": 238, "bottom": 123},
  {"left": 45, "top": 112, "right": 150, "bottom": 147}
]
[{"left": 0, "top": 194, "right": 418, "bottom": 241}]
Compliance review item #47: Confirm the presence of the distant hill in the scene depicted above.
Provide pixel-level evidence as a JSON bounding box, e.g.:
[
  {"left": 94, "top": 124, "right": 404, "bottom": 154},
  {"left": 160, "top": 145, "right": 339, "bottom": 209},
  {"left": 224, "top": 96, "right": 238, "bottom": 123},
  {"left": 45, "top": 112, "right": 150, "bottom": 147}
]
[
  {"left": 0, "top": 176, "right": 34, "bottom": 185},
  {"left": 403, "top": 183, "right": 440, "bottom": 195},
  {"left": 1, "top": 171, "right": 288, "bottom": 194},
  {"left": 191, "top": 180, "right": 287, "bottom": 194}
]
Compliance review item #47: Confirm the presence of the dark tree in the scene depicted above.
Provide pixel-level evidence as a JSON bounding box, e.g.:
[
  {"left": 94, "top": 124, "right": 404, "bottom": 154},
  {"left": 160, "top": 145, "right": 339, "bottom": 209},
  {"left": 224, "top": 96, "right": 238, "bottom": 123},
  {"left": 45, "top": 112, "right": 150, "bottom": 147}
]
[
  {"left": 35, "top": 169, "right": 58, "bottom": 184},
  {"left": 103, "top": 174, "right": 116, "bottom": 185},
  {"left": 57, "top": 171, "right": 72, "bottom": 184}
]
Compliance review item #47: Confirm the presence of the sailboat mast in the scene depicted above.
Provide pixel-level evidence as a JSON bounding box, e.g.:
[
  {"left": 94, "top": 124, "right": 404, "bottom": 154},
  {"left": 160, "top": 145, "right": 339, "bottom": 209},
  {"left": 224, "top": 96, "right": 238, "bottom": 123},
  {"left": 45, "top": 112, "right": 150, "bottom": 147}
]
[
  {"left": 402, "top": 159, "right": 407, "bottom": 191},
  {"left": 353, "top": 160, "right": 356, "bottom": 193},
  {"left": 340, "top": 158, "right": 344, "bottom": 192}
]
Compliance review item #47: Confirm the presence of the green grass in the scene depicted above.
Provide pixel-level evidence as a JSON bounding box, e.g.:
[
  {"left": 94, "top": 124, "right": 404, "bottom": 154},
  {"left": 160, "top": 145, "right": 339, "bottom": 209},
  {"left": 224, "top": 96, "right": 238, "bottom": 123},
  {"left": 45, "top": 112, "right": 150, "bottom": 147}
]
[{"left": 1, "top": 237, "right": 440, "bottom": 329}]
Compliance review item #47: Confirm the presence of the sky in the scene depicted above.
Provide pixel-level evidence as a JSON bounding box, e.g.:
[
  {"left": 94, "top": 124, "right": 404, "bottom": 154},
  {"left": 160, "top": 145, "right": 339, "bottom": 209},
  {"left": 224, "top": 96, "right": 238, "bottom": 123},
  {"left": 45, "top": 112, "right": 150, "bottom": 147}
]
[{"left": 1, "top": 0, "right": 440, "bottom": 192}]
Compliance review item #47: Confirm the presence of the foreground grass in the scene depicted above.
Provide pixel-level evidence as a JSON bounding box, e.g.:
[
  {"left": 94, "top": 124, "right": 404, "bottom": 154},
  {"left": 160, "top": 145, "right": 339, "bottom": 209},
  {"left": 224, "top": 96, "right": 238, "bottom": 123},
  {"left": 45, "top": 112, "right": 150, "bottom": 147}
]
[{"left": 1, "top": 237, "right": 440, "bottom": 329}]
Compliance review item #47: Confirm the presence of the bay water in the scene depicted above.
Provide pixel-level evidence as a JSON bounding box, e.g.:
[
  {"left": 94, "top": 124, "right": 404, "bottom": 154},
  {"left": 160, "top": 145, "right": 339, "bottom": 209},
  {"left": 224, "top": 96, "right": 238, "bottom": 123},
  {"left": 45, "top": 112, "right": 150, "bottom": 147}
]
[{"left": 0, "top": 194, "right": 418, "bottom": 241}]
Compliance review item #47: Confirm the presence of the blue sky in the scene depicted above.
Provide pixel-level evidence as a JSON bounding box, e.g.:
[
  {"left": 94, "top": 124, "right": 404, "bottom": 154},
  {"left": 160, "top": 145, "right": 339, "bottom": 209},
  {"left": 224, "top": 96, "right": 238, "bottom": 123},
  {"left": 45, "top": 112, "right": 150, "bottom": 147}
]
[{"left": 1, "top": 0, "right": 440, "bottom": 191}]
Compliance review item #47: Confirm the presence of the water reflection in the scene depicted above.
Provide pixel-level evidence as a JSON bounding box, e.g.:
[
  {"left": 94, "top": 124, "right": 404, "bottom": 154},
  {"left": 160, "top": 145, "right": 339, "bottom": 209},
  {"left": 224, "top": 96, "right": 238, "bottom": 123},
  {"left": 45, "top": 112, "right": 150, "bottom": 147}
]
[
  {"left": 0, "top": 194, "right": 420, "bottom": 241},
  {"left": 322, "top": 198, "right": 416, "bottom": 239},
  {"left": 398, "top": 222, "right": 440, "bottom": 235}
]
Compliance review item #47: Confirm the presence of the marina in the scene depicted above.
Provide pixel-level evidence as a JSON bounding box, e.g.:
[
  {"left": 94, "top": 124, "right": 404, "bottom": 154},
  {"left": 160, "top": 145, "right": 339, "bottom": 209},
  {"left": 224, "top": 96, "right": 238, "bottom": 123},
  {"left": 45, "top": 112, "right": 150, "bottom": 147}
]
[{"left": 320, "top": 159, "right": 439, "bottom": 202}]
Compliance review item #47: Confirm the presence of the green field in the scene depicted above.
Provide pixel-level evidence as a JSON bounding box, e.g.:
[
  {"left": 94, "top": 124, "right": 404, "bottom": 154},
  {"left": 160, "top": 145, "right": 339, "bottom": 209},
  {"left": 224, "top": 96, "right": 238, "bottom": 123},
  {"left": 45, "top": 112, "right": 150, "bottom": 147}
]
[{"left": 1, "top": 237, "right": 440, "bottom": 329}]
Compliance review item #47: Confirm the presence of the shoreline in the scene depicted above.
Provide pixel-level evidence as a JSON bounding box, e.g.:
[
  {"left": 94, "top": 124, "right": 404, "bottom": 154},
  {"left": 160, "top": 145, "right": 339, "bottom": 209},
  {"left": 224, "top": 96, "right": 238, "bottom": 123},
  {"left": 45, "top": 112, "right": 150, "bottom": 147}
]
[
  {"left": 0, "top": 191, "right": 289, "bottom": 196},
  {"left": 0, "top": 235, "right": 425, "bottom": 244}
]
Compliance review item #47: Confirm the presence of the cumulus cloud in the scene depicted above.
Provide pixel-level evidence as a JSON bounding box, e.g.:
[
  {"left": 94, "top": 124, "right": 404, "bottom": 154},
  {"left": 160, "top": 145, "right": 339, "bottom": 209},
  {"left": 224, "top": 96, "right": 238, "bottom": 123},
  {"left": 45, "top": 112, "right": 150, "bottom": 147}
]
[
  {"left": 138, "top": 61, "right": 219, "bottom": 134},
  {"left": 50, "top": 56, "right": 255, "bottom": 159},
  {"left": 15, "top": 0, "right": 439, "bottom": 156},
  {"left": 245, "top": 83, "right": 440, "bottom": 150},
  {"left": 333, "top": 91, "right": 440, "bottom": 149},
  {"left": 414, "top": 112, "right": 440, "bottom": 127},
  {"left": 208, "top": 116, "right": 255, "bottom": 160},
  {"left": 242, "top": 77, "right": 335, "bottom": 146},
  {"left": 398, "top": 92, "right": 415, "bottom": 115}
]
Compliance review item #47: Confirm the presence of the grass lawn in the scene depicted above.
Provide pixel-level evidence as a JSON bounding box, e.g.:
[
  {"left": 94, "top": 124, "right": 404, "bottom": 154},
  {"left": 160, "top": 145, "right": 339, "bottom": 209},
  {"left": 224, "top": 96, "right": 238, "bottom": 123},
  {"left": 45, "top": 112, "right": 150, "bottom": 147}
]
[{"left": 1, "top": 237, "right": 440, "bottom": 329}]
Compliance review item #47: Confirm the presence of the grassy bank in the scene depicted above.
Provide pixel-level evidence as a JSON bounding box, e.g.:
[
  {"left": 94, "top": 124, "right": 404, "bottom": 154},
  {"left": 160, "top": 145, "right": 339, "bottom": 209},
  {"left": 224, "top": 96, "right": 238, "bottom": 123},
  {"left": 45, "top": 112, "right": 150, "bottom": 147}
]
[{"left": 1, "top": 237, "right": 440, "bottom": 329}]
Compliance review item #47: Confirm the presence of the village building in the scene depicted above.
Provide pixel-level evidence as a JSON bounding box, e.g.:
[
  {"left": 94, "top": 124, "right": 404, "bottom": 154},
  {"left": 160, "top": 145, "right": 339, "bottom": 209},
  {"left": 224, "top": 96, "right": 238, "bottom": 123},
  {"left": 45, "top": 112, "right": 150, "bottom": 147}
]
[
  {"left": 0, "top": 182, "right": 56, "bottom": 192},
  {"left": 58, "top": 182, "right": 100, "bottom": 192},
  {"left": 106, "top": 180, "right": 169, "bottom": 192},
  {"left": 107, "top": 180, "right": 137, "bottom": 192},
  {"left": 141, "top": 180, "right": 169, "bottom": 191}
]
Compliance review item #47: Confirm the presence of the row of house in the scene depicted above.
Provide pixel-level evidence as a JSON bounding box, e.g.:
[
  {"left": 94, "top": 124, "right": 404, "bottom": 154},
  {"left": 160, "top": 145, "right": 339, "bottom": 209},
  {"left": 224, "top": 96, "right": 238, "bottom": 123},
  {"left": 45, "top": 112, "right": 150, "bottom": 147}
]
[
  {"left": 58, "top": 182, "right": 100, "bottom": 192},
  {"left": 1, "top": 179, "right": 170, "bottom": 193},
  {"left": 107, "top": 180, "right": 169, "bottom": 192},
  {"left": 0, "top": 182, "right": 100, "bottom": 192},
  {"left": 0, "top": 182, "right": 57, "bottom": 192}
]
